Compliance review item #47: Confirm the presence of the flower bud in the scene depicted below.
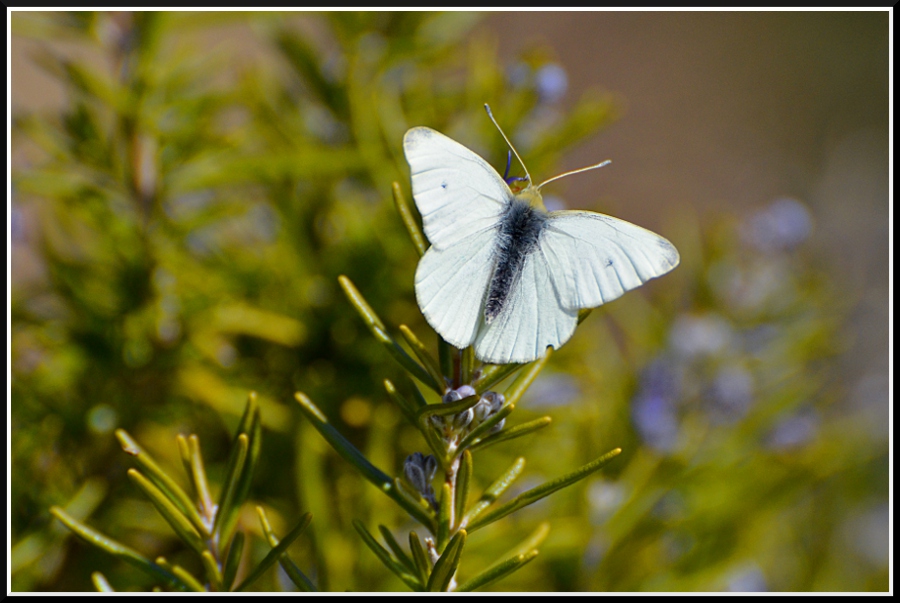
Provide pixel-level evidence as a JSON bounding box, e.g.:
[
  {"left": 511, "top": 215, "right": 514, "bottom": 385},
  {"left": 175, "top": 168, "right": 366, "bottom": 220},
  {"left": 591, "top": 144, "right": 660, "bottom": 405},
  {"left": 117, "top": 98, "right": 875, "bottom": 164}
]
[
  {"left": 456, "top": 385, "right": 476, "bottom": 398},
  {"left": 452, "top": 407, "right": 474, "bottom": 430}
]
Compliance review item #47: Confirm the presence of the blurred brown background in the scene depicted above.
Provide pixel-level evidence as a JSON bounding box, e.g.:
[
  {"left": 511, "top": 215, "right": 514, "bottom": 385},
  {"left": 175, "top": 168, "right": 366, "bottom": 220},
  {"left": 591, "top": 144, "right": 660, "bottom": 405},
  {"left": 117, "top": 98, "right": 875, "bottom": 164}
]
[{"left": 486, "top": 11, "right": 889, "bottom": 410}]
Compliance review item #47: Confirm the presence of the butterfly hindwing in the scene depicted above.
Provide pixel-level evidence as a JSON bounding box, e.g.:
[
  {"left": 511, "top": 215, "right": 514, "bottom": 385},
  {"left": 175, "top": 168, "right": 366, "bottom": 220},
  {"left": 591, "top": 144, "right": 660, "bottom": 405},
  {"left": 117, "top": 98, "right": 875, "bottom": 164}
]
[
  {"left": 474, "top": 247, "right": 579, "bottom": 365},
  {"left": 540, "top": 211, "right": 680, "bottom": 311},
  {"left": 403, "top": 127, "right": 510, "bottom": 250}
]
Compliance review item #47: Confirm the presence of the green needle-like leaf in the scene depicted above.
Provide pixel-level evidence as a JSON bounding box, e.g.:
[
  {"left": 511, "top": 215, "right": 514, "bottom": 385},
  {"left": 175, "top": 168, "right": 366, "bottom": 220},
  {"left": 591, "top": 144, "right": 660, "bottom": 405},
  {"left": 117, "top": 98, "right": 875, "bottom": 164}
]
[
  {"left": 474, "top": 362, "right": 523, "bottom": 393},
  {"left": 383, "top": 379, "right": 421, "bottom": 426},
  {"left": 409, "top": 531, "right": 431, "bottom": 585},
  {"left": 456, "top": 403, "right": 515, "bottom": 453},
  {"left": 438, "top": 338, "right": 454, "bottom": 381},
  {"left": 385, "top": 380, "right": 446, "bottom": 460},
  {"left": 461, "top": 457, "right": 526, "bottom": 528},
  {"left": 234, "top": 513, "right": 312, "bottom": 592},
  {"left": 200, "top": 550, "right": 224, "bottom": 592},
  {"left": 126, "top": 469, "right": 206, "bottom": 555},
  {"left": 91, "top": 572, "right": 114, "bottom": 592},
  {"left": 392, "top": 181, "right": 427, "bottom": 256},
  {"left": 175, "top": 435, "right": 194, "bottom": 498},
  {"left": 406, "top": 378, "right": 430, "bottom": 410},
  {"left": 394, "top": 477, "right": 439, "bottom": 522},
  {"left": 218, "top": 398, "right": 262, "bottom": 548},
  {"left": 187, "top": 435, "right": 215, "bottom": 525},
  {"left": 115, "top": 429, "right": 206, "bottom": 536},
  {"left": 437, "top": 482, "right": 452, "bottom": 551},
  {"left": 222, "top": 531, "right": 245, "bottom": 591},
  {"left": 466, "top": 448, "right": 622, "bottom": 532},
  {"left": 379, "top": 525, "right": 416, "bottom": 575},
  {"left": 399, "top": 324, "right": 446, "bottom": 391},
  {"left": 50, "top": 507, "right": 189, "bottom": 591},
  {"left": 426, "top": 529, "right": 467, "bottom": 592},
  {"left": 294, "top": 392, "right": 436, "bottom": 531},
  {"left": 256, "top": 507, "right": 316, "bottom": 592},
  {"left": 461, "top": 346, "right": 475, "bottom": 384},
  {"left": 171, "top": 564, "right": 206, "bottom": 592},
  {"left": 353, "top": 520, "right": 422, "bottom": 591},
  {"left": 469, "top": 416, "right": 553, "bottom": 452},
  {"left": 234, "top": 391, "right": 259, "bottom": 437},
  {"left": 338, "top": 275, "right": 440, "bottom": 392},
  {"left": 212, "top": 433, "right": 249, "bottom": 540},
  {"left": 416, "top": 393, "right": 480, "bottom": 421},
  {"left": 455, "top": 450, "right": 473, "bottom": 524},
  {"left": 511, "top": 522, "right": 551, "bottom": 559},
  {"left": 503, "top": 347, "right": 553, "bottom": 406},
  {"left": 213, "top": 393, "right": 259, "bottom": 544},
  {"left": 456, "top": 549, "right": 539, "bottom": 592}
]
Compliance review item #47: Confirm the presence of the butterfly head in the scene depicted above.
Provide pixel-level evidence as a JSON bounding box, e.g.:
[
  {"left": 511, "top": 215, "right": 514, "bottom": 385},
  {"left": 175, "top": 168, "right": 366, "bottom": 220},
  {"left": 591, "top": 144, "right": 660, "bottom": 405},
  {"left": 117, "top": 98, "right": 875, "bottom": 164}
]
[
  {"left": 513, "top": 182, "right": 547, "bottom": 212},
  {"left": 485, "top": 104, "right": 609, "bottom": 213}
]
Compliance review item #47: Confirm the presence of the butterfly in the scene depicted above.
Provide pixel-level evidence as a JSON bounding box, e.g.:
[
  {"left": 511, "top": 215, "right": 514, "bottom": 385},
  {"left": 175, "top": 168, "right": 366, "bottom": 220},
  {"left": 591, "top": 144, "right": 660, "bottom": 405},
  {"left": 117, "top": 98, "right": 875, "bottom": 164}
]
[{"left": 404, "top": 106, "right": 680, "bottom": 365}]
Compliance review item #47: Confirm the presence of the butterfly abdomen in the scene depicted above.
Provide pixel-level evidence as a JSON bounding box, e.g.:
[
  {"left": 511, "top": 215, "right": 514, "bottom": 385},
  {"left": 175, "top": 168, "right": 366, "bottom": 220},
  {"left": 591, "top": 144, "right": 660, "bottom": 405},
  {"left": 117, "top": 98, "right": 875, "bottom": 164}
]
[{"left": 484, "top": 198, "right": 549, "bottom": 324}]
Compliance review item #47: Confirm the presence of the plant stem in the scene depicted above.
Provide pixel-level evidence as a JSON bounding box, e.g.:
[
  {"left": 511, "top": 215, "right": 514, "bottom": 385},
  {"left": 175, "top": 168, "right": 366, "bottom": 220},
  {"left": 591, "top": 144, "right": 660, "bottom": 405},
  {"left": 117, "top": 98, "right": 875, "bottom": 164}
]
[{"left": 445, "top": 456, "right": 461, "bottom": 532}]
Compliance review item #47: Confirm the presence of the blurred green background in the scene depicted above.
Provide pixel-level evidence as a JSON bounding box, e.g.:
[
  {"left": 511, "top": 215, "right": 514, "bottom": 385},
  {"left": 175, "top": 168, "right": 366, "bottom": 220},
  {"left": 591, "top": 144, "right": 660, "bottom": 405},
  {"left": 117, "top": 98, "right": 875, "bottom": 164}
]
[{"left": 10, "top": 11, "right": 889, "bottom": 592}]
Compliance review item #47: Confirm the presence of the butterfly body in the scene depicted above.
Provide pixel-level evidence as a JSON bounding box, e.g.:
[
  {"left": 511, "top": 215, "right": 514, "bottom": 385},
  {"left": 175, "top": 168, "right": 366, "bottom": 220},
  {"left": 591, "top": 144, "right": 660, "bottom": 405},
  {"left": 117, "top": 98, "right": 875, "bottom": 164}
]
[
  {"left": 403, "top": 125, "right": 679, "bottom": 365},
  {"left": 485, "top": 196, "right": 548, "bottom": 324}
]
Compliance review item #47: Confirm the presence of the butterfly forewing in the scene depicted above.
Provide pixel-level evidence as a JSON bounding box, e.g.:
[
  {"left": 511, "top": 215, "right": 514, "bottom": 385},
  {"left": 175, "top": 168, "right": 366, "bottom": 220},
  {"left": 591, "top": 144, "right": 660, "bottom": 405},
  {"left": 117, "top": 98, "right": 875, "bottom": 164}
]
[
  {"left": 540, "top": 211, "right": 681, "bottom": 311},
  {"left": 415, "top": 227, "right": 497, "bottom": 349},
  {"left": 403, "top": 127, "right": 510, "bottom": 250}
]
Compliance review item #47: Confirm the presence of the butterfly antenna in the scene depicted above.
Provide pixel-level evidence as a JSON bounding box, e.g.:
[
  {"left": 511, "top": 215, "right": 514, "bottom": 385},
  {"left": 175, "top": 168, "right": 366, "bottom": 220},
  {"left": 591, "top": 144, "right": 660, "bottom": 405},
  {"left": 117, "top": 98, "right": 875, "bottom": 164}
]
[
  {"left": 484, "top": 104, "right": 532, "bottom": 185},
  {"left": 536, "top": 160, "right": 612, "bottom": 191}
]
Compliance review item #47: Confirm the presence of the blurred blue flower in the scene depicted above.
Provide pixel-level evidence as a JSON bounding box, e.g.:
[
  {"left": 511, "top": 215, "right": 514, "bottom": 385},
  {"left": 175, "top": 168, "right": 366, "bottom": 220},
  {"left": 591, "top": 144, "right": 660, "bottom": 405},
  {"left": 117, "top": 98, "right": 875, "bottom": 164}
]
[
  {"left": 742, "top": 324, "right": 780, "bottom": 359},
  {"left": 726, "top": 563, "right": 768, "bottom": 592},
  {"left": 505, "top": 61, "right": 568, "bottom": 103},
  {"left": 632, "top": 358, "right": 682, "bottom": 452},
  {"left": 11, "top": 201, "right": 26, "bottom": 243},
  {"left": 766, "top": 408, "right": 819, "bottom": 450},
  {"left": 534, "top": 63, "right": 568, "bottom": 103},
  {"left": 705, "top": 365, "right": 754, "bottom": 424},
  {"left": 521, "top": 373, "right": 580, "bottom": 408},
  {"left": 669, "top": 314, "right": 735, "bottom": 359},
  {"left": 632, "top": 393, "right": 679, "bottom": 453},
  {"left": 742, "top": 197, "right": 813, "bottom": 253}
]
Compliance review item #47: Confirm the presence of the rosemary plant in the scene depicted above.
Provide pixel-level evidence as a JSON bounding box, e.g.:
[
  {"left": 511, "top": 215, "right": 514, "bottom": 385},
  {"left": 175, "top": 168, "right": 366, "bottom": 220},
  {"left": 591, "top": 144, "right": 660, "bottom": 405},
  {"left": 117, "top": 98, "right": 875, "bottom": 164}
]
[
  {"left": 51, "top": 395, "right": 316, "bottom": 592},
  {"left": 294, "top": 184, "right": 623, "bottom": 592}
]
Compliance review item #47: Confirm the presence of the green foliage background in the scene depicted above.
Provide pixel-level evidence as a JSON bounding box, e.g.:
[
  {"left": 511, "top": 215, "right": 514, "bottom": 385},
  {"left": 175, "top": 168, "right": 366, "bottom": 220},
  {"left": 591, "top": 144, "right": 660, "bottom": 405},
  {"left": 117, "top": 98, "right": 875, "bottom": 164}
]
[{"left": 10, "top": 11, "right": 889, "bottom": 592}]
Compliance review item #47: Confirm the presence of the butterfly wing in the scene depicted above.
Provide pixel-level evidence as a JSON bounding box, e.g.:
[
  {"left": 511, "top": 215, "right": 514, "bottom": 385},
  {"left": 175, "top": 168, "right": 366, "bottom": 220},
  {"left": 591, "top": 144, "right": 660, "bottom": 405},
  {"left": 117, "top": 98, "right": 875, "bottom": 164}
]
[
  {"left": 539, "top": 210, "right": 680, "bottom": 310},
  {"left": 415, "top": 227, "right": 497, "bottom": 349},
  {"left": 473, "top": 248, "right": 579, "bottom": 365},
  {"left": 403, "top": 127, "right": 510, "bottom": 249}
]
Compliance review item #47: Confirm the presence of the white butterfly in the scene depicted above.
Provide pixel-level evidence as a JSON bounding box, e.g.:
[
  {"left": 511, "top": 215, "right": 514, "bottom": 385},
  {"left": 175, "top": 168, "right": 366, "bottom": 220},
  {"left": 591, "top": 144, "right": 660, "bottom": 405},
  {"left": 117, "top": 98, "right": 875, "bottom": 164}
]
[{"left": 404, "top": 107, "right": 680, "bottom": 365}]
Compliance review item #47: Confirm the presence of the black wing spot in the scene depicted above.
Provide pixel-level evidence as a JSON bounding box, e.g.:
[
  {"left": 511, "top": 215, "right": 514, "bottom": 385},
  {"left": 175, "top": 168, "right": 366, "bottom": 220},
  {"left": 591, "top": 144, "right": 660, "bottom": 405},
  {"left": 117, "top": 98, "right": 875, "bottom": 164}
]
[
  {"left": 606, "top": 258, "right": 614, "bottom": 268},
  {"left": 441, "top": 181, "right": 448, "bottom": 189}
]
